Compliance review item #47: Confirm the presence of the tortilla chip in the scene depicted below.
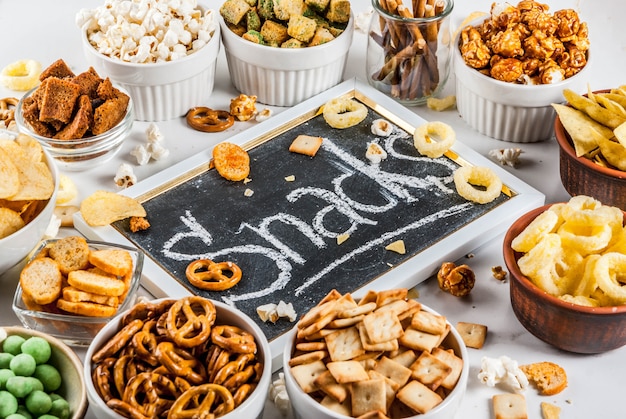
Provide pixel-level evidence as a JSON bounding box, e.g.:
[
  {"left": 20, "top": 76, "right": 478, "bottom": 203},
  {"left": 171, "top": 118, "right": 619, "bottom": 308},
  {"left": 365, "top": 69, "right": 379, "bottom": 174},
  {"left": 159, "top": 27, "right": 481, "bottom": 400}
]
[{"left": 552, "top": 103, "right": 612, "bottom": 157}]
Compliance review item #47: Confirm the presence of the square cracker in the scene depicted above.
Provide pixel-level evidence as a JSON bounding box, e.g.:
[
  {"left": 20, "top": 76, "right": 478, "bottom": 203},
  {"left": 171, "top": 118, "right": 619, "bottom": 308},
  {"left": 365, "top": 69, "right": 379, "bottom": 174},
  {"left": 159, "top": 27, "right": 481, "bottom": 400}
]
[
  {"left": 350, "top": 378, "right": 387, "bottom": 417},
  {"left": 290, "top": 360, "right": 327, "bottom": 393},
  {"left": 396, "top": 380, "right": 442, "bottom": 414},
  {"left": 321, "top": 394, "right": 352, "bottom": 416},
  {"left": 289, "top": 134, "right": 323, "bottom": 157},
  {"left": 374, "top": 356, "right": 412, "bottom": 388},
  {"left": 431, "top": 347, "right": 464, "bottom": 390},
  {"left": 357, "top": 322, "right": 399, "bottom": 352},
  {"left": 492, "top": 393, "right": 528, "bottom": 419},
  {"left": 409, "top": 351, "right": 452, "bottom": 391},
  {"left": 362, "top": 310, "right": 404, "bottom": 344},
  {"left": 325, "top": 326, "right": 365, "bottom": 362},
  {"left": 314, "top": 370, "right": 349, "bottom": 403},
  {"left": 398, "top": 327, "right": 440, "bottom": 352},
  {"left": 327, "top": 360, "right": 369, "bottom": 384},
  {"left": 456, "top": 321, "right": 488, "bottom": 349},
  {"left": 410, "top": 310, "right": 447, "bottom": 335}
]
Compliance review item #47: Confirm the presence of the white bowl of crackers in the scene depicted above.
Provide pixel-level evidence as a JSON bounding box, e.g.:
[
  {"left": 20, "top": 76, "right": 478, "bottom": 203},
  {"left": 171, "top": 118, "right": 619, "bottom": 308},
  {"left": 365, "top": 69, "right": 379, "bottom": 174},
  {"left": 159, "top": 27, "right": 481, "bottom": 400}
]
[
  {"left": 84, "top": 296, "right": 272, "bottom": 419},
  {"left": 14, "top": 59, "right": 134, "bottom": 171},
  {"left": 218, "top": 0, "right": 354, "bottom": 107},
  {"left": 282, "top": 288, "right": 469, "bottom": 419},
  {"left": 12, "top": 235, "right": 144, "bottom": 346},
  {"left": 79, "top": 2, "right": 220, "bottom": 121},
  {"left": 0, "top": 131, "right": 58, "bottom": 275},
  {"left": 454, "top": 5, "right": 591, "bottom": 143}
]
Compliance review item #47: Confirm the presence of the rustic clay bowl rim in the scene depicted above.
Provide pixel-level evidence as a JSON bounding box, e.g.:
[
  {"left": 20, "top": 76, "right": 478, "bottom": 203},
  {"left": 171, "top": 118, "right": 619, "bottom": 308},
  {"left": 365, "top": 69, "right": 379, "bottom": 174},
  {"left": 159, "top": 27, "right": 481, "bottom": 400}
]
[
  {"left": 554, "top": 89, "right": 626, "bottom": 181},
  {"left": 503, "top": 203, "right": 626, "bottom": 315}
]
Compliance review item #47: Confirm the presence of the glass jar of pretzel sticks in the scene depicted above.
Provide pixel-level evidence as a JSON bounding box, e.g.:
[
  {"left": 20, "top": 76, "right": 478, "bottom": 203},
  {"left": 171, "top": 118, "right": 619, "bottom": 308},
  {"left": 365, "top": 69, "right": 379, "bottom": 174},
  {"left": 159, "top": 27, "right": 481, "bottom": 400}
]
[{"left": 367, "top": 0, "right": 454, "bottom": 105}]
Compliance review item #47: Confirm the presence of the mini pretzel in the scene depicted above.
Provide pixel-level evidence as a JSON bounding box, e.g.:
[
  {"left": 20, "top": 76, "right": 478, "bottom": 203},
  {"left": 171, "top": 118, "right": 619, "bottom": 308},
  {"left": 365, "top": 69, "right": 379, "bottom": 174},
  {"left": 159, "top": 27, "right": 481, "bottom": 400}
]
[
  {"left": 211, "top": 325, "right": 257, "bottom": 354},
  {"left": 186, "top": 259, "right": 243, "bottom": 291},
  {"left": 122, "top": 299, "right": 176, "bottom": 325},
  {"left": 165, "top": 296, "right": 215, "bottom": 348},
  {"left": 186, "top": 107, "right": 234, "bottom": 133},
  {"left": 168, "top": 383, "right": 235, "bottom": 419},
  {"left": 107, "top": 398, "right": 151, "bottom": 419},
  {"left": 132, "top": 330, "right": 159, "bottom": 366},
  {"left": 93, "top": 357, "right": 116, "bottom": 402},
  {"left": 92, "top": 319, "right": 144, "bottom": 364},
  {"left": 0, "top": 97, "right": 18, "bottom": 125},
  {"left": 123, "top": 372, "right": 179, "bottom": 418},
  {"left": 155, "top": 341, "right": 207, "bottom": 385}
]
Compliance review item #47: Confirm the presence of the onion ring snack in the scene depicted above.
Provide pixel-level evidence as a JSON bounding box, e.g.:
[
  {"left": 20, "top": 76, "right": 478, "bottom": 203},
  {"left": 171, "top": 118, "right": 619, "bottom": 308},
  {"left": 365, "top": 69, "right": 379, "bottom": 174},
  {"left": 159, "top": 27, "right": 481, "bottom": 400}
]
[
  {"left": 413, "top": 121, "right": 456, "bottom": 158},
  {"left": 453, "top": 166, "right": 502, "bottom": 204},
  {"left": 322, "top": 97, "right": 368, "bottom": 129},
  {"left": 186, "top": 259, "right": 243, "bottom": 291},
  {"left": 0, "top": 59, "right": 42, "bottom": 91},
  {"left": 186, "top": 107, "right": 234, "bottom": 132}
]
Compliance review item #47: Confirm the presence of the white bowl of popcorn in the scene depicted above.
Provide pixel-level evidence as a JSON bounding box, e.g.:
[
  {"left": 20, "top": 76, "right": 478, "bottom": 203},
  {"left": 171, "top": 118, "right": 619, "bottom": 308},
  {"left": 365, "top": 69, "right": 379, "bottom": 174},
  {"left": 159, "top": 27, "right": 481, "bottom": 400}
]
[
  {"left": 78, "top": 0, "right": 220, "bottom": 121},
  {"left": 218, "top": 3, "right": 354, "bottom": 107},
  {"left": 282, "top": 290, "right": 469, "bottom": 419},
  {"left": 454, "top": 8, "right": 591, "bottom": 143}
]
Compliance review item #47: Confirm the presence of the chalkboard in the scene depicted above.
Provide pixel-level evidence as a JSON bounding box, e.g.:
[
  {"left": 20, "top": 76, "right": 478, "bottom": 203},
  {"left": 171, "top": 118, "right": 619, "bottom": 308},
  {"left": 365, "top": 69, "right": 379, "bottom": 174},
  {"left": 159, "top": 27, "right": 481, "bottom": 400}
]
[{"left": 110, "top": 96, "right": 510, "bottom": 342}]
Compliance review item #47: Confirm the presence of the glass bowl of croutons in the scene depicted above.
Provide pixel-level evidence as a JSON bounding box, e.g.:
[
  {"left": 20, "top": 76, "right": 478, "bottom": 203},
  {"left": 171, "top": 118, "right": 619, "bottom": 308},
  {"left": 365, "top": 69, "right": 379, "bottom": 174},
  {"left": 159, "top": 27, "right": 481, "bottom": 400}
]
[
  {"left": 12, "top": 236, "right": 144, "bottom": 346},
  {"left": 218, "top": 0, "right": 354, "bottom": 107},
  {"left": 14, "top": 59, "right": 134, "bottom": 171}
]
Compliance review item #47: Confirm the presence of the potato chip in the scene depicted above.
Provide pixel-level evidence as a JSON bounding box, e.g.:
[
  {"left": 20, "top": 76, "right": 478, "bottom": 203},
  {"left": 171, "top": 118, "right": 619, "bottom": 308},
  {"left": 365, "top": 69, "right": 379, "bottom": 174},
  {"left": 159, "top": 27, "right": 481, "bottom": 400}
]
[
  {"left": 0, "top": 148, "right": 19, "bottom": 199},
  {"left": 0, "top": 207, "right": 25, "bottom": 239},
  {"left": 563, "top": 89, "right": 626, "bottom": 129},
  {"left": 0, "top": 139, "right": 54, "bottom": 200},
  {"left": 80, "top": 190, "right": 146, "bottom": 226}
]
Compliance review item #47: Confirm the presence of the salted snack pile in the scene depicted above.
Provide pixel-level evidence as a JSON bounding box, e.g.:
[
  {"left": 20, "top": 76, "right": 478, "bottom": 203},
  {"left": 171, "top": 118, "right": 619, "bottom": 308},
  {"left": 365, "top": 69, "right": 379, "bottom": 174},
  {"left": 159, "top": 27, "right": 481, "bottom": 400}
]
[
  {"left": 288, "top": 288, "right": 464, "bottom": 417},
  {"left": 77, "top": 0, "right": 216, "bottom": 63},
  {"left": 553, "top": 86, "right": 626, "bottom": 172},
  {"left": 90, "top": 296, "right": 263, "bottom": 418},
  {"left": 21, "top": 59, "right": 130, "bottom": 140},
  {"left": 0, "top": 332, "right": 73, "bottom": 418},
  {"left": 0, "top": 134, "right": 55, "bottom": 240},
  {"left": 19, "top": 236, "right": 136, "bottom": 318},
  {"left": 459, "top": 1, "right": 589, "bottom": 84},
  {"left": 512, "top": 195, "right": 626, "bottom": 306},
  {"left": 220, "top": 0, "right": 350, "bottom": 48}
]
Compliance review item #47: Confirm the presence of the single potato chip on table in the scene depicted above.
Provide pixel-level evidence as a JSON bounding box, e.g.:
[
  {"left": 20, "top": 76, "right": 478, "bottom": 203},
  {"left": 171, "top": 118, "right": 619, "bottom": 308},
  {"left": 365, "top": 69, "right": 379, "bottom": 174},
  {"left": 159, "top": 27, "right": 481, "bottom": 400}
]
[{"left": 80, "top": 190, "right": 146, "bottom": 226}]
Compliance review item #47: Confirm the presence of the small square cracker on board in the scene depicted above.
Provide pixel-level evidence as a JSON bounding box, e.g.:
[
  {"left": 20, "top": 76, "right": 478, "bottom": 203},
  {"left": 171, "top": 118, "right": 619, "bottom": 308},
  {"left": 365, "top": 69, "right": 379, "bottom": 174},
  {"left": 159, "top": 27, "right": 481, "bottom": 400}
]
[{"left": 289, "top": 134, "right": 323, "bottom": 157}]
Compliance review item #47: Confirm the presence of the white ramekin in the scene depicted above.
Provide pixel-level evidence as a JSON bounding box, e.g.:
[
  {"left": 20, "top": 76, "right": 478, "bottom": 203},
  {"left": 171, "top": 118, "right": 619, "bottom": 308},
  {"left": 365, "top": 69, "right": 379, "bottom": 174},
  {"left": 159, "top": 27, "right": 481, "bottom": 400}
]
[{"left": 219, "top": 14, "right": 354, "bottom": 107}]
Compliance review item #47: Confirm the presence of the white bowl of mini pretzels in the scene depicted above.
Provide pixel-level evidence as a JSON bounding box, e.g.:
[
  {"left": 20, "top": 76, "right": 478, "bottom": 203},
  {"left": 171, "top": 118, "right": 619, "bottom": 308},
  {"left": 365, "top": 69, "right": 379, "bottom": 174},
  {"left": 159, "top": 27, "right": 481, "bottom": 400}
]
[
  {"left": 282, "top": 288, "right": 469, "bottom": 419},
  {"left": 78, "top": 0, "right": 220, "bottom": 121},
  {"left": 84, "top": 296, "right": 272, "bottom": 419},
  {"left": 454, "top": 4, "right": 591, "bottom": 143},
  {"left": 218, "top": 0, "right": 354, "bottom": 107}
]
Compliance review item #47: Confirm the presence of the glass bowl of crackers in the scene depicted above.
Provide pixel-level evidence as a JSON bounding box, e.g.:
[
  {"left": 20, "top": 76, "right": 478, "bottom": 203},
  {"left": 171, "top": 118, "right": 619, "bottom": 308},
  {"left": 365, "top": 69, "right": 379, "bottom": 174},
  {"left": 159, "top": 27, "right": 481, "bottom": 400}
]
[
  {"left": 554, "top": 88, "right": 626, "bottom": 210},
  {"left": 14, "top": 59, "right": 133, "bottom": 171},
  {"left": 0, "top": 130, "right": 58, "bottom": 276},
  {"left": 12, "top": 236, "right": 144, "bottom": 346},
  {"left": 218, "top": 1, "right": 353, "bottom": 107},
  {"left": 282, "top": 288, "right": 469, "bottom": 419},
  {"left": 503, "top": 197, "right": 626, "bottom": 354},
  {"left": 84, "top": 296, "right": 272, "bottom": 419}
]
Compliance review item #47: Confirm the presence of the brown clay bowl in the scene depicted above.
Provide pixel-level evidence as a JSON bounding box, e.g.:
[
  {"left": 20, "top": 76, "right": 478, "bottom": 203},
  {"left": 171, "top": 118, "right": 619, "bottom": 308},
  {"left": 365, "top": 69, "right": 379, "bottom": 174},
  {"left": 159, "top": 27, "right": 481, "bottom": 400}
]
[
  {"left": 503, "top": 204, "right": 626, "bottom": 354},
  {"left": 554, "top": 89, "right": 626, "bottom": 210}
]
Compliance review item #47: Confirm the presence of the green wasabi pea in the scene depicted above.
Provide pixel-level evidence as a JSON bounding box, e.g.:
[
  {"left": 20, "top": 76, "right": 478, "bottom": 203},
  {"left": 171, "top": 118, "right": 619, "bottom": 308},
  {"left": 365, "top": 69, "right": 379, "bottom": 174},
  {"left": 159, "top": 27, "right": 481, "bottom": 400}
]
[
  {"left": 2, "top": 336, "right": 26, "bottom": 356},
  {"left": 6, "top": 376, "right": 35, "bottom": 398},
  {"left": 9, "top": 354, "right": 37, "bottom": 377},
  {"left": 0, "top": 390, "right": 19, "bottom": 417},
  {"left": 0, "top": 368, "right": 16, "bottom": 390},
  {"left": 5, "top": 414, "right": 28, "bottom": 419},
  {"left": 49, "top": 397, "right": 70, "bottom": 419},
  {"left": 33, "top": 364, "right": 61, "bottom": 392},
  {"left": 15, "top": 405, "right": 33, "bottom": 419},
  {"left": 20, "top": 337, "right": 51, "bottom": 365},
  {"left": 0, "top": 352, "right": 15, "bottom": 368},
  {"left": 25, "top": 389, "right": 52, "bottom": 416}
]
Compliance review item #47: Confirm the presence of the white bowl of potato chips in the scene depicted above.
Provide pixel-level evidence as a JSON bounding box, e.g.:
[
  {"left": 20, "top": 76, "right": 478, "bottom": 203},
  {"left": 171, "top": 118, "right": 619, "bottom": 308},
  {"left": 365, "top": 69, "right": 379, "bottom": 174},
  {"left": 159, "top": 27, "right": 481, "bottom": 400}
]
[
  {"left": 504, "top": 197, "right": 626, "bottom": 353},
  {"left": 282, "top": 289, "right": 469, "bottom": 419},
  {"left": 0, "top": 131, "right": 58, "bottom": 275}
]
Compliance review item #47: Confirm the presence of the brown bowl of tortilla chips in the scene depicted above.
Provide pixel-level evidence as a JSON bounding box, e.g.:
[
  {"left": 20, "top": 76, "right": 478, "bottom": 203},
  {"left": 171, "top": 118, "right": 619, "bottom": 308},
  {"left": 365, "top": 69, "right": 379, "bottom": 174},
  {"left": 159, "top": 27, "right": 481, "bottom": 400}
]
[{"left": 553, "top": 88, "right": 626, "bottom": 210}]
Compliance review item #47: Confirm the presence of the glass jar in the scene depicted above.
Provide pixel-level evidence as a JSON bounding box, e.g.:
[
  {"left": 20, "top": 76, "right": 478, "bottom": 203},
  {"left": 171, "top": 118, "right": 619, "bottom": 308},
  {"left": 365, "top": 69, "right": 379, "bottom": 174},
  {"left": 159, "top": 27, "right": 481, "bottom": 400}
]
[{"left": 366, "top": 0, "right": 454, "bottom": 106}]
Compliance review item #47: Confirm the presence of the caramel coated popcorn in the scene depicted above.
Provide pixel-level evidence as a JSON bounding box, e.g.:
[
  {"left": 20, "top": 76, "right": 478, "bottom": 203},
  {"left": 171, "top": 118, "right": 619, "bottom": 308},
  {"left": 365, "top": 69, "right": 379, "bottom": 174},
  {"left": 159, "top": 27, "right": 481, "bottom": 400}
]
[{"left": 459, "top": 1, "right": 588, "bottom": 84}]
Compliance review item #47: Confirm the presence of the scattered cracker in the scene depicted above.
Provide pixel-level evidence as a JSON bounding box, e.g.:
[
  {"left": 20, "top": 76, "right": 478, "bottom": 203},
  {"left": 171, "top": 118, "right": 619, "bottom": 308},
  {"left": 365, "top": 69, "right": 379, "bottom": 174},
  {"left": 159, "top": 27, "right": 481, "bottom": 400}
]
[
  {"left": 520, "top": 361, "right": 568, "bottom": 396},
  {"left": 456, "top": 321, "right": 488, "bottom": 349},
  {"left": 289, "top": 134, "right": 323, "bottom": 157},
  {"left": 492, "top": 393, "right": 528, "bottom": 419},
  {"left": 541, "top": 401, "right": 561, "bottom": 419},
  {"left": 384, "top": 239, "right": 406, "bottom": 254}
]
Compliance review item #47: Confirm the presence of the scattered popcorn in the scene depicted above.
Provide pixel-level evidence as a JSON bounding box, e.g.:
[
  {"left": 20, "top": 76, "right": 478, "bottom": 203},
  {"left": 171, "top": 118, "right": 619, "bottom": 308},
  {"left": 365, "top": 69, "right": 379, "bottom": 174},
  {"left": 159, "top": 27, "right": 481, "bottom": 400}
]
[
  {"left": 130, "top": 144, "right": 151, "bottom": 165},
  {"left": 77, "top": 0, "right": 217, "bottom": 64},
  {"left": 276, "top": 300, "right": 297, "bottom": 322},
  {"left": 147, "top": 141, "right": 170, "bottom": 161},
  {"left": 146, "top": 122, "right": 164, "bottom": 143},
  {"left": 255, "top": 108, "right": 272, "bottom": 122},
  {"left": 365, "top": 142, "right": 388, "bottom": 164},
  {"left": 114, "top": 163, "right": 138, "bottom": 188},
  {"left": 370, "top": 118, "right": 394, "bottom": 137},
  {"left": 489, "top": 148, "right": 523, "bottom": 167},
  {"left": 478, "top": 355, "right": 529, "bottom": 391},
  {"left": 355, "top": 7, "right": 374, "bottom": 33},
  {"left": 44, "top": 214, "right": 61, "bottom": 239},
  {"left": 257, "top": 301, "right": 297, "bottom": 323},
  {"left": 244, "top": 188, "right": 254, "bottom": 197},
  {"left": 269, "top": 372, "right": 291, "bottom": 416}
]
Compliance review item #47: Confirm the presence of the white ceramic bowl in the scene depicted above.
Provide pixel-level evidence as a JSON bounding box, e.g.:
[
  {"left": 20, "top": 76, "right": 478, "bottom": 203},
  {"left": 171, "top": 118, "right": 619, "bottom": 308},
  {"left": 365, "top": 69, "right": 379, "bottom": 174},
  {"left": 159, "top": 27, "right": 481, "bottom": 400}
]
[
  {"left": 453, "top": 19, "right": 591, "bottom": 143},
  {"left": 2, "top": 326, "right": 88, "bottom": 419},
  {"left": 219, "top": 14, "right": 354, "bottom": 107},
  {"left": 282, "top": 304, "right": 469, "bottom": 419},
  {"left": 0, "top": 131, "right": 58, "bottom": 275},
  {"left": 81, "top": 12, "right": 220, "bottom": 121},
  {"left": 84, "top": 297, "right": 272, "bottom": 419}
]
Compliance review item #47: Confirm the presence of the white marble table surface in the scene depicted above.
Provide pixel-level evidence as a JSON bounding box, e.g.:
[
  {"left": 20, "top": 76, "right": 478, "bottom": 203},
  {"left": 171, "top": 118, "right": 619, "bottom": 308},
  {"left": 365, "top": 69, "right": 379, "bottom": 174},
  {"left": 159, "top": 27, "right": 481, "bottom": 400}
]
[{"left": 1, "top": 0, "right": 625, "bottom": 417}]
